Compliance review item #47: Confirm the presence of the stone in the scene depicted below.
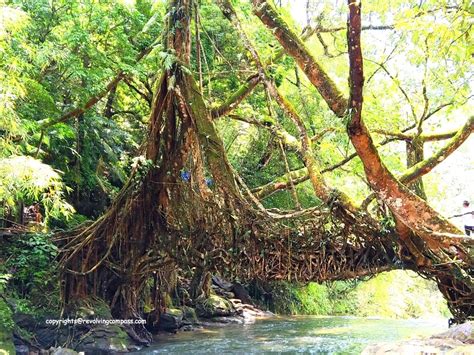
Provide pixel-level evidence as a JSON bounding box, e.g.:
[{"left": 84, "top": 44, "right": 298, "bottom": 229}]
[
  {"left": 75, "top": 325, "right": 129, "bottom": 354},
  {"left": 431, "top": 322, "right": 474, "bottom": 344},
  {"left": 35, "top": 326, "right": 57, "bottom": 349},
  {"left": 195, "top": 295, "right": 235, "bottom": 318},
  {"left": 182, "top": 306, "right": 198, "bottom": 324},
  {"left": 50, "top": 347, "right": 80, "bottom": 355},
  {"left": 14, "top": 344, "right": 29, "bottom": 355},
  {"left": 211, "top": 275, "right": 233, "bottom": 291},
  {"left": 231, "top": 283, "right": 252, "bottom": 304},
  {"left": 158, "top": 309, "right": 184, "bottom": 332},
  {"left": 362, "top": 322, "right": 474, "bottom": 355}
]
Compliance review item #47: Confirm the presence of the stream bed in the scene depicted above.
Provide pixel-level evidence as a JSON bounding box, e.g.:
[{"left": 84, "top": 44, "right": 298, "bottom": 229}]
[{"left": 133, "top": 316, "right": 448, "bottom": 354}]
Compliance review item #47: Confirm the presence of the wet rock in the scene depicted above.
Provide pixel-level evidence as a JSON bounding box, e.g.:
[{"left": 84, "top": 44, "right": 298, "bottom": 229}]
[
  {"left": 158, "top": 309, "right": 184, "bottom": 332},
  {"left": 211, "top": 275, "right": 233, "bottom": 291},
  {"left": 195, "top": 295, "right": 235, "bottom": 318},
  {"left": 127, "top": 344, "right": 142, "bottom": 352},
  {"left": 232, "top": 283, "right": 252, "bottom": 304},
  {"left": 75, "top": 325, "right": 129, "bottom": 354},
  {"left": 181, "top": 325, "right": 195, "bottom": 332},
  {"left": 362, "top": 322, "right": 474, "bottom": 355},
  {"left": 14, "top": 344, "right": 29, "bottom": 355},
  {"left": 50, "top": 347, "right": 80, "bottom": 355},
  {"left": 212, "top": 287, "right": 235, "bottom": 299},
  {"left": 35, "top": 325, "right": 58, "bottom": 349},
  {"left": 182, "top": 306, "right": 198, "bottom": 325},
  {"left": 362, "top": 338, "right": 472, "bottom": 354},
  {"left": 207, "top": 316, "right": 245, "bottom": 325}
]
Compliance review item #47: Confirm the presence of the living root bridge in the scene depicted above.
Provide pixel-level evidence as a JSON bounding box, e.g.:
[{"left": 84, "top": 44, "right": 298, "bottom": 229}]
[{"left": 56, "top": 0, "right": 473, "bottom": 345}]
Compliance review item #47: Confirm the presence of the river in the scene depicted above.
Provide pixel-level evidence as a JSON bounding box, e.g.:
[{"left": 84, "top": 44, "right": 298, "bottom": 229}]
[{"left": 133, "top": 316, "right": 448, "bottom": 354}]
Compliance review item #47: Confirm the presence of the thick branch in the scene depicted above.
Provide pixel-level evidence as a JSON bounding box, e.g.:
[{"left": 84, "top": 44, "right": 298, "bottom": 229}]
[
  {"left": 314, "top": 24, "right": 395, "bottom": 33},
  {"left": 252, "top": 0, "right": 347, "bottom": 117},
  {"left": 373, "top": 129, "right": 458, "bottom": 142},
  {"left": 41, "top": 73, "right": 125, "bottom": 129},
  {"left": 210, "top": 74, "right": 260, "bottom": 118},
  {"left": 345, "top": 0, "right": 462, "bottom": 246},
  {"left": 252, "top": 168, "right": 308, "bottom": 199},
  {"left": 400, "top": 116, "right": 474, "bottom": 185}
]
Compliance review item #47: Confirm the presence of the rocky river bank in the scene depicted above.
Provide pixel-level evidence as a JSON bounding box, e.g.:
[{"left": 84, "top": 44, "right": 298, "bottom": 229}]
[{"left": 1, "top": 275, "right": 272, "bottom": 354}]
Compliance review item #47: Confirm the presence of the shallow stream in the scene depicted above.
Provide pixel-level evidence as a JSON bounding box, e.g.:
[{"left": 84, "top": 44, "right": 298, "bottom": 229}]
[{"left": 134, "top": 316, "right": 448, "bottom": 354}]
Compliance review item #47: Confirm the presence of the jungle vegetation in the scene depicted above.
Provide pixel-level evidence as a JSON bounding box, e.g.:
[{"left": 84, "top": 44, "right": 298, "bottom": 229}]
[{"left": 0, "top": 0, "right": 473, "bottom": 343}]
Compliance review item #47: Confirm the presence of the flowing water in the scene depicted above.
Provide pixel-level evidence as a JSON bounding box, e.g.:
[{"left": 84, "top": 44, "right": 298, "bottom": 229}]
[{"left": 134, "top": 316, "right": 448, "bottom": 354}]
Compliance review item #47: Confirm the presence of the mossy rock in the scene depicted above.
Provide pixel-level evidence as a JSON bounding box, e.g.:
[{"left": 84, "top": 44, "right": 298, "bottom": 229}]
[
  {"left": 195, "top": 295, "right": 235, "bottom": 318},
  {"left": 182, "top": 306, "right": 198, "bottom": 324},
  {"left": 71, "top": 297, "right": 112, "bottom": 319},
  {"left": 159, "top": 308, "right": 183, "bottom": 332},
  {"left": 76, "top": 324, "right": 129, "bottom": 353}
]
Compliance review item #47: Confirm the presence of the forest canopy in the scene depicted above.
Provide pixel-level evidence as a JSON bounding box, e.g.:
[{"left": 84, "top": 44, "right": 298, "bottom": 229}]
[{"left": 0, "top": 0, "right": 473, "bottom": 338}]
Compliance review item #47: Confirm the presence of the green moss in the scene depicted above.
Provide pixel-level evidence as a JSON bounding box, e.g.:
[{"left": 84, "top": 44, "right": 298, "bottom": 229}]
[
  {"left": 182, "top": 306, "right": 198, "bottom": 323},
  {"left": 196, "top": 295, "right": 234, "bottom": 318},
  {"left": 108, "top": 325, "right": 129, "bottom": 350},
  {"left": 167, "top": 308, "right": 183, "bottom": 317},
  {"left": 71, "top": 297, "right": 112, "bottom": 319}
]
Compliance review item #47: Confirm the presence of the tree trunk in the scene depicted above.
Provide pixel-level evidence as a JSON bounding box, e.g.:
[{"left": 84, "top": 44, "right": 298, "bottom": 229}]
[{"left": 406, "top": 137, "right": 427, "bottom": 199}]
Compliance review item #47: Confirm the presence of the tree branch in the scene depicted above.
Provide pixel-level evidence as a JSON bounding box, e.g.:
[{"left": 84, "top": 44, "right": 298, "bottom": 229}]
[
  {"left": 252, "top": 0, "right": 347, "bottom": 117},
  {"left": 40, "top": 39, "right": 157, "bottom": 130},
  {"left": 400, "top": 116, "right": 474, "bottom": 185},
  {"left": 210, "top": 74, "right": 261, "bottom": 118},
  {"left": 345, "top": 0, "right": 463, "bottom": 246}
]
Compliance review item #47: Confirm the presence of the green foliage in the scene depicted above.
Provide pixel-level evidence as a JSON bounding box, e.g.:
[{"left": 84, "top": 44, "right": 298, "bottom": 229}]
[
  {"left": 295, "top": 282, "right": 332, "bottom": 315},
  {"left": 353, "top": 271, "right": 451, "bottom": 319},
  {"left": 270, "top": 271, "right": 450, "bottom": 319},
  {"left": 267, "top": 281, "right": 302, "bottom": 315},
  {"left": 1, "top": 233, "right": 58, "bottom": 296},
  {"left": 0, "top": 156, "right": 74, "bottom": 223},
  {"left": 131, "top": 155, "right": 155, "bottom": 184},
  {"left": 0, "top": 298, "right": 14, "bottom": 332}
]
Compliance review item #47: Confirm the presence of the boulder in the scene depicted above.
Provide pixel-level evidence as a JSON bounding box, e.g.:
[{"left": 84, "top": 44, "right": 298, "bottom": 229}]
[
  {"left": 431, "top": 322, "right": 474, "bottom": 344},
  {"left": 211, "top": 275, "right": 233, "bottom": 291},
  {"left": 13, "top": 344, "right": 29, "bottom": 355},
  {"left": 195, "top": 295, "right": 235, "bottom": 318},
  {"left": 231, "top": 283, "right": 252, "bottom": 304},
  {"left": 182, "top": 306, "right": 198, "bottom": 325},
  {"left": 363, "top": 322, "right": 474, "bottom": 354},
  {"left": 50, "top": 347, "right": 80, "bottom": 355},
  {"left": 75, "top": 325, "right": 129, "bottom": 354},
  {"left": 158, "top": 309, "right": 184, "bottom": 332}
]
